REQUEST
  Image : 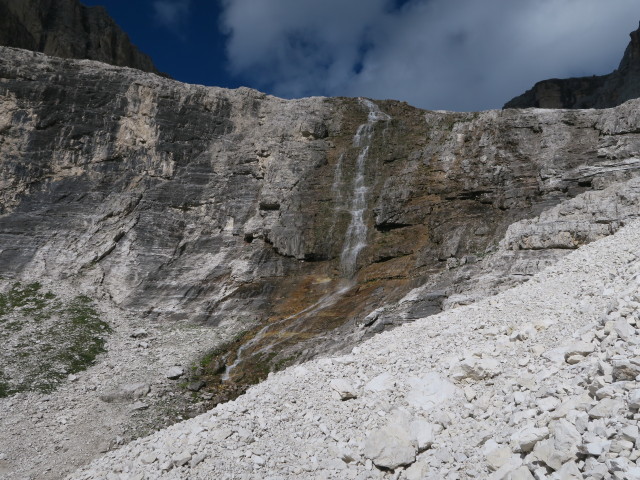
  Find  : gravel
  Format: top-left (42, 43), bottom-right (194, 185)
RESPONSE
top-left (68, 220), bottom-right (640, 479)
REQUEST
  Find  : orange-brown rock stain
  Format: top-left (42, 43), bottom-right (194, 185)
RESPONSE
top-left (194, 100), bottom-right (505, 404)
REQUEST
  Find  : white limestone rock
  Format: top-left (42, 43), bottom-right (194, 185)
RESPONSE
top-left (621, 425), bottom-right (639, 443)
top-left (614, 318), bottom-right (637, 342)
top-left (129, 401), bottom-right (148, 411)
top-left (409, 418), bottom-right (439, 451)
top-left (578, 440), bottom-right (611, 456)
top-left (166, 366), bottom-right (184, 380)
top-left (486, 446), bottom-right (512, 471)
top-left (507, 466), bottom-right (535, 480)
top-left (209, 428), bottom-right (233, 443)
top-left (629, 389), bottom-right (640, 409)
top-left (555, 460), bottom-right (582, 479)
top-left (537, 396), bottom-right (561, 412)
top-left (451, 357), bottom-right (501, 381)
top-left (139, 453), bottom-right (157, 465)
top-left (510, 425), bottom-right (550, 453)
top-left (330, 379), bottom-right (357, 400)
top-left (526, 420), bottom-right (580, 470)
top-left (98, 383), bottom-right (150, 403)
top-left (364, 372), bottom-right (395, 392)
top-left (588, 398), bottom-right (624, 419)
top-left (487, 454), bottom-right (523, 480)
top-left (172, 451), bottom-right (192, 467)
top-left (404, 460), bottom-right (430, 480)
top-left (563, 342), bottom-right (595, 362)
top-left (566, 409), bottom-right (589, 432)
top-left (363, 424), bottom-right (417, 469)
top-left (405, 373), bottom-right (458, 410)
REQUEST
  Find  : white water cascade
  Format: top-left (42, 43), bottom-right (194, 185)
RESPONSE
top-left (340, 98), bottom-right (390, 276)
top-left (221, 99), bottom-right (390, 381)
top-left (220, 283), bottom-right (352, 381)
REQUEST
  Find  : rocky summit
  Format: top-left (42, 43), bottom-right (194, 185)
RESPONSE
top-left (0, 0), bottom-right (162, 74)
top-left (1, 11), bottom-right (640, 480)
top-left (505, 22), bottom-right (640, 109)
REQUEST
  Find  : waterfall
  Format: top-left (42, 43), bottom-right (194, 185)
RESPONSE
top-left (220, 283), bottom-right (352, 381)
top-left (340, 99), bottom-right (391, 277)
top-left (221, 99), bottom-right (390, 381)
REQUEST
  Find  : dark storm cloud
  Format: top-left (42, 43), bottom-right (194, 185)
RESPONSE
top-left (220, 0), bottom-right (639, 111)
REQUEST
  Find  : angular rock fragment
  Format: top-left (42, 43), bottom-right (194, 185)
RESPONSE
top-left (612, 356), bottom-right (640, 381)
top-left (614, 318), bottom-right (637, 342)
top-left (621, 425), bottom-right (639, 443)
top-left (363, 424), bottom-right (417, 469)
top-left (98, 383), bottom-right (150, 403)
top-left (506, 466), bottom-right (535, 480)
top-left (451, 357), bottom-right (501, 381)
top-left (166, 366), bottom-right (184, 380)
top-left (526, 420), bottom-right (580, 470)
top-left (555, 460), bottom-right (582, 479)
top-left (578, 440), bottom-right (611, 456)
top-left (510, 425), bottom-right (550, 453)
top-left (486, 446), bottom-right (512, 471)
top-left (563, 342), bottom-right (595, 363)
top-left (405, 373), bottom-right (458, 410)
top-left (588, 398), bottom-right (624, 419)
top-left (129, 401), bottom-right (148, 411)
top-left (537, 396), bottom-right (560, 412)
top-left (409, 418), bottom-right (439, 451)
top-left (172, 451), bottom-right (192, 467)
top-left (364, 372), bottom-right (395, 392)
top-left (329, 379), bottom-right (357, 400)
top-left (187, 381), bottom-right (205, 392)
top-left (140, 453), bottom-right (157, 465)
top-left (629, 389), bottom-right (640, 409)
top-left (130, 329), bottom-right (148, 339)
top-left (191, 454), bottom-right (207, 467)
top-left (487, 454), bottom-right (523, 480)
top-left (404, 461), bottom-right (429, 480)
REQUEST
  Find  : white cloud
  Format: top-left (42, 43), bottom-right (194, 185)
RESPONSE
top-left (154, 0), bottom-right (191, 38)
top-left (220, 0), bottom-right (389, 96)
top-left (220, 0), bottom-right (640, 110)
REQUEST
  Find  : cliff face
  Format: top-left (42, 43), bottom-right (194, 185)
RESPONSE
top-left (0, 0), bottom-right (162, 75)
top-left (2, 46), bottom-right (640, 389)
top-left (505, 22), bottom-right (640, 109)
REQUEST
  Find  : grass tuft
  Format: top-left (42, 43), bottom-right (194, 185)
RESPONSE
top-left (0, 282), bottom-right (110, 397)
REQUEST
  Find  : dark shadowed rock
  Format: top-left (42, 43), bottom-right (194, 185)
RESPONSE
top-left (0, 0), bottom-right (163, 75)
top-left (505, 22), bottom-right (640, 109)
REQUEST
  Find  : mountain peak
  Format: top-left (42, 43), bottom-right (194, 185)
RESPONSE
top-left (0, 0), bottom-right (165, 75)
top-left (504, 22), bottom-right (640, 109)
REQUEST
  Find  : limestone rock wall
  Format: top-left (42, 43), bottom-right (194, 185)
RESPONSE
top-left (2, 46), bottom-right (640, 381)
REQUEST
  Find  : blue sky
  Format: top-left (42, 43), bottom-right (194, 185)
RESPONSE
top-left (82, 1), bottom-right (231, 89)
top-left (82, 0), bottom-right (640, 111)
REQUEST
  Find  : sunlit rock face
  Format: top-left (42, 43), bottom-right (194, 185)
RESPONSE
top-left (505, 22), bottom-right (640, 109)
top-left (0, 0), bottom-right (162, 75)
top-left (2, 46), bottom-right (640, 384)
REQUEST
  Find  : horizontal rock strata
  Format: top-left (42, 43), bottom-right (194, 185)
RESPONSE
top-left (2, 45), bottom-right (640, 385)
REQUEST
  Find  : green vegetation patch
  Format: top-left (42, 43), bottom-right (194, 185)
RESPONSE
top-left (0, 282), bottom-right (110, 397)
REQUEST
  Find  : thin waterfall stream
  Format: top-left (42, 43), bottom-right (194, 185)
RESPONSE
top-left (221, 99), bottom-right (391, 382)
top-left (340, 99), bottom-right (390, 276)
